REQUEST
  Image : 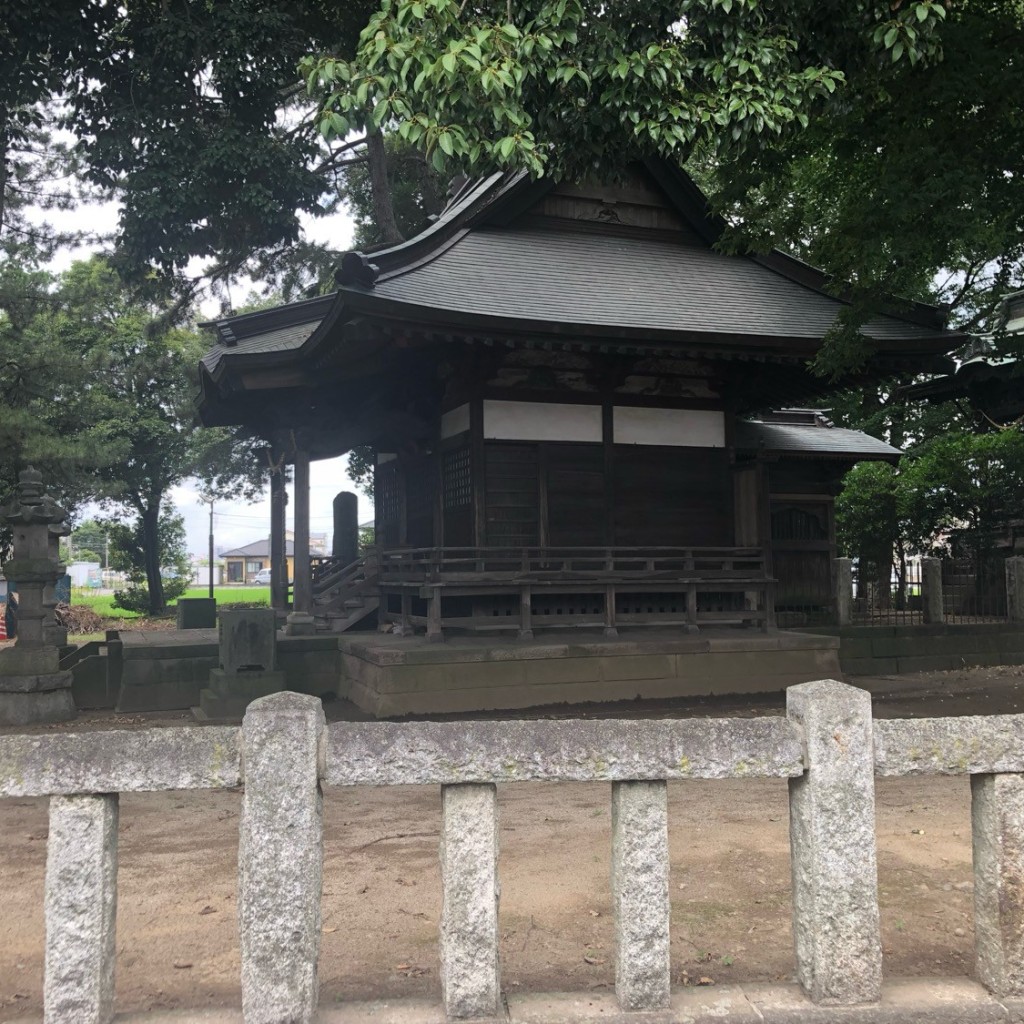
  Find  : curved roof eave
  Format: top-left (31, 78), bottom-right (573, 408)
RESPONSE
top-left (336, 286), bottom-right (958, 356)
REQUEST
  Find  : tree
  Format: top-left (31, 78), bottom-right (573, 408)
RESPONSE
top-left (306, 0), bottom-right (1023, 373)
top-left (1, 0), bottom-right (406, 299)
top-left (0, 250), bottom-right (116, 559)
top-left (106, 509), bottom-right (193, 614)
top-left (708, 0), bottom-right (1024, 374)
top-left (22, 257), bottom-right (266, 614)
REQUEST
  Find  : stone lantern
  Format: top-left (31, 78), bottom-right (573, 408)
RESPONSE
top-left (0, 467), bottom-right (75, 726)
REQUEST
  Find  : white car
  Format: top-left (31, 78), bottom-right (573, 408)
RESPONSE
top-left (252, 568), bottom-right (272, 585)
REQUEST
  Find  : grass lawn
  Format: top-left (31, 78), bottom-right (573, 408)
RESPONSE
top-left (71, 585), bottom-right (269, 620)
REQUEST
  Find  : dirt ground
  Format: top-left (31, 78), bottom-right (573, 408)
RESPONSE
top-left (3, 663), bottom-right (1024, 1019)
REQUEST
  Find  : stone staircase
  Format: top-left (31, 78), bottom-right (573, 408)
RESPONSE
top-left (311, 553), bottom-right (380, 633)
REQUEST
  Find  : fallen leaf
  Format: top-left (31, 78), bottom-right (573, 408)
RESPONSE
top-left (173, 962), bottom-right (192, 970)
top-left (199, 906), bottom-right (216, 915)
top-left (698, 976), bottom-right (714, 986)
top-left (588, 910), bottom-right (601, 917)
top-left (323, 926), bottom-right (338, 933)
top-left (583, 955), bottom-right (605, 965)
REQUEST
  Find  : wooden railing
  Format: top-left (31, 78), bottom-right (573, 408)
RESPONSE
top-left (374, 546), bottom-right (775, 640)
top-left (378, 545), bottom-right (767, 581)
top-left (311, 552), bottom-right (377, 594)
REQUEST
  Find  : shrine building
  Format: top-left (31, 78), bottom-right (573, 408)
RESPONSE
top-left (196, 160), bottom-right (961, 713)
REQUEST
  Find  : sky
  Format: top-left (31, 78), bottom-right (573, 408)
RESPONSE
top-left (45, 193), bottom-right (374, 558)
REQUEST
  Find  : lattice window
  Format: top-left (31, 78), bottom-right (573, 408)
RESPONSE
top-left (771, 504), bottom-right (828, 542)
top-left (377, 464), bottom-right (399, 525)
top-left (443, 448), bottom-right (472, 510)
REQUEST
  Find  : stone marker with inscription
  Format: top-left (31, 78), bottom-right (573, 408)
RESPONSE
top-left (192, 608), bottom-right (286, 721)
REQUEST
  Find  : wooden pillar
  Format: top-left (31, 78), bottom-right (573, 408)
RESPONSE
top-left (427, 586), bottom-right (444, 643)
top-left (470, 397), bottom-right (486, 547)
top-left (603, 401), bottom-right (615, 546)
top-left (604, 583), bottom-right (618, 638)
top-left (519, 585), bottom-right (533, 640)
top-left (270, 457), bottom-right (287, 612)
top-left (286, 447), bottom-right (315, 635)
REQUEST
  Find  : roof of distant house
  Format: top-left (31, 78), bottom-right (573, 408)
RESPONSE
top-left (221, 539), bottom-right (295, 558)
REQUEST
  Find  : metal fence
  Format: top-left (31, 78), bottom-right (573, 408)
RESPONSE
top-left (942, 552), bottom-right (1010, 624)
top-left (851, 557), bottom-right (924, 625)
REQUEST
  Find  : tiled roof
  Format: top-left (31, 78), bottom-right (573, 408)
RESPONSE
top-left (370, 228), bottom-right (939, 342)
top-left (736, 421), bottom-right (902, 460)
top-left (201, 319), bottom-right (323, 373)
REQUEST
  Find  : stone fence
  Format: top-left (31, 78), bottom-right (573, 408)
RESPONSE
top-left (4, 680), bottom-right (1024, 1023)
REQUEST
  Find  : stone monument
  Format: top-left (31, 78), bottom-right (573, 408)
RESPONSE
top-left (193, 608), bottom-right (286, 721)
top-left (0, 468), bottom-right (75, 726)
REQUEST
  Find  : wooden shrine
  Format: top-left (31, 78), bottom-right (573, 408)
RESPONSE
top-left (198, 160), bottom-right (962, 642)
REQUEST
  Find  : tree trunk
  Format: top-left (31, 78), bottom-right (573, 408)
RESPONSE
top-left (0, 113), bottom-right (9, 235)
top-left (140, 505), bottom-right (166, 615)
top-left (366, 128), bottom-right (404, 246)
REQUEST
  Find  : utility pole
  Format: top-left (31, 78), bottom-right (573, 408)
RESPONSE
top-left (200, 494), bottom-right (215, 599)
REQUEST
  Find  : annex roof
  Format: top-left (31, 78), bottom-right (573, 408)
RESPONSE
top-left (736, 421), bottom-right (902, 462)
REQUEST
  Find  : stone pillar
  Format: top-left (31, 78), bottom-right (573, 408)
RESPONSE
top-left (972, 773), bottom-right (1024, 995)
top-left (787, 679), bottom-right (881, 1004)
top-left (269, 460), bottom-right (287, 613)
top-left (922, 556), bottom-right (944, 624)
top-left (0, 467), bottom-right (75, 726)
top-left (287, 448), bottom-right (315, 635)
top-left (239, 693), bottom-right (325, 1024)
top-left (1006, 557), bottom-right (1024, 623)
top-left (332, 491), bottom-right (359, 565)
top-left (44, 793), bottom-right (119, 1024)
top-left (833, 557), bottom-right (853, 627)
top-left (440, 783), bottom-right (501, 1020)
top-left (612, 780), bottom-right (670, 1011)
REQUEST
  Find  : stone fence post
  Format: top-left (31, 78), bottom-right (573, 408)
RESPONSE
top-left (921, 556), bottom-right (944, 624)
top-left (613, 780), bottom-right (670, 1010)
top-left (833, 557), bottom-right (853, 626)
top-left (239, 692), bottom-right (325, 1024)
top-left (441, 783), bottom-right (501, 1020)
top-left (1006, 557), bottom-right (1024, 623)
top-left (44, 793), bottom-right (119, 1024)
top-left (787, 679), bottom-right (882, 1004)
top-left (972, 773), bottom-right (1024, 996)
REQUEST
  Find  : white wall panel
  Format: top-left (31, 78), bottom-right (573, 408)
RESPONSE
top-left (483, 400), bottom-right (602, 443)
top-left (614, 407), bottom-right (725, 448)
top-left (440, 403), bottom-right (471, 439)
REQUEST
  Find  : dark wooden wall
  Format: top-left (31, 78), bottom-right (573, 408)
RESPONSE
top-left (479, 440), bottom-right (731, 548)
top-left (377, 439), bottom-right (737, 550)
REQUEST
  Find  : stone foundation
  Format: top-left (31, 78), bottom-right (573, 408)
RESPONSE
top-left (339, 630), bottom-right (841, 718)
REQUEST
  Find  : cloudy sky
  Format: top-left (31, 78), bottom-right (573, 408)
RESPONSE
top-left (45, 192), bottom-right (374, 558)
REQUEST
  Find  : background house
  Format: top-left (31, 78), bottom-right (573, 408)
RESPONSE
top-left (222, 532), bottom-right (327, 584)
